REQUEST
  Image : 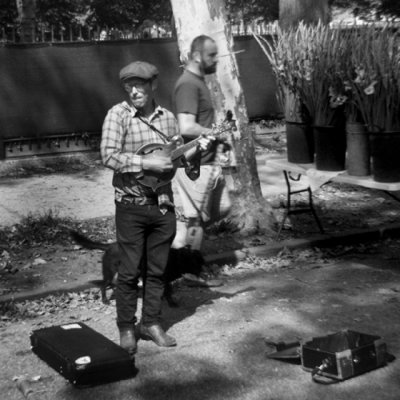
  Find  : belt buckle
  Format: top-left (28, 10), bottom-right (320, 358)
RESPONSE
top-left (135, 197), bottom-right (148, 205)
top-left (120, 196), bottom-right (134, 205)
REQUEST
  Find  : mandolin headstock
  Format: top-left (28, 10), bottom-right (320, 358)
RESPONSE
top-left (211, 110), bottom-right (237, 138)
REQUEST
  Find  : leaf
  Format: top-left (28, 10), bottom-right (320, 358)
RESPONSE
top-left (1, 250), bottom-right (10, 259)
top-left (32, 258), bottom-right (47, 265)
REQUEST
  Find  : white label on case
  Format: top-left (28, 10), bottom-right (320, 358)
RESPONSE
top-left (75, 356), bottom-right (91, 365)
top-left (61, 324), bottom-right (82, 330)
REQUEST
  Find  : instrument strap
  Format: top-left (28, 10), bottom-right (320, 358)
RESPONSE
top-left (137, 114), bottom-right (170, 143)
top-left (138, 112), bottom-right (191, 171)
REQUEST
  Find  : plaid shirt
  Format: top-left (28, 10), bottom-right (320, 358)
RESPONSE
top-left (101, 101), bottom-right (179, 208)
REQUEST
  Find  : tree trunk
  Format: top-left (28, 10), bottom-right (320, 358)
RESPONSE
top-left (170, 0), bottom-right (276, 235)
top-left (279, 0), bottom-right (330, 30)
top-left (16, 0), bottom-right (36, 42)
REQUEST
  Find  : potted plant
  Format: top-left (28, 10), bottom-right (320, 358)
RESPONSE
top-left (294, 23), bottom-right (347, 171)
top-left (333, 28), bottom-right (370, 176)
top-left (253, 28), bottom-right (314, 164)
top-left (350, 24), bottom-right (400, 182)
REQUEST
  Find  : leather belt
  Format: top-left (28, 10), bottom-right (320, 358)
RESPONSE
top-left (118, 196), bottom-right (158, 206)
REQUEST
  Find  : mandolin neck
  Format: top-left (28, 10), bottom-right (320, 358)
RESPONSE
top-left (171, 126), bottom-right (231, 161)
top-left (171, 137), bottom-right (202, 161)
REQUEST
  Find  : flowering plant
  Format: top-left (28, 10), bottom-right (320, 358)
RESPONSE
top-left (294, 23), bottom-right (346, 127)
top-left (328, 28), bottom-right (363, 124)
top-left (253, 28), bottom-right (309, 123)
top-left (255, 23), bottom-right (348, 127)
top-left (349, 25), bottom-right (400, 132)
top-left (255, 22), bottom-right (400, 131)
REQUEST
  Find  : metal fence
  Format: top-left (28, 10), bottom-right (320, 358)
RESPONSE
top-left (0, 20), bottom-right (278, 44)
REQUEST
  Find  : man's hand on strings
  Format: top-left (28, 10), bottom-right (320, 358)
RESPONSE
top-left (142, 155), bottom-right (173, 173)
top-left (198, 131), bottom-right (215, 151)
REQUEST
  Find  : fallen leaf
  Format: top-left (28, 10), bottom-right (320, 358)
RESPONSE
top-left (32, 258), bottom-right (47, 265)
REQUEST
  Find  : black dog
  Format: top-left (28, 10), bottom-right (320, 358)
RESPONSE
top-left (70, 231), bottom-right (205, 306)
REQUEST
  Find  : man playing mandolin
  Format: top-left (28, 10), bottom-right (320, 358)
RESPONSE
top-left (101, 61), bottom-right (212, 357)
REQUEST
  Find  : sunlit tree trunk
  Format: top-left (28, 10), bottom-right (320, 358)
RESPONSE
top-left (170, 0), bottom-right (276, 235)
top-left (16, 0), bottom-right (36, 42)
top-left (279, 0), bottom-right (330, 29)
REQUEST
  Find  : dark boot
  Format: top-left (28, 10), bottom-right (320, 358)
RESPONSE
top-left (119, 328), bottom-right (137, 358)
top-left (140, 324), bottom-right (177, 347)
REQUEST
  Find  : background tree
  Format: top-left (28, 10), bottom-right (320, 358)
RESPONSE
top-left (4, 0), bottom-right (400, 34)
top-left (36, 0), bottom-right (84, 28)
top-left (226, 0), bottom-right (279, 24)
top-left (84, 0), bottom-right (173, 31)
top-left (6, 0), bottom-right (175, 38)
top-left (279, 0), bottom-right (330, 29)
top-left (16, 0), bottom-right (36, 42)
top-left (0, 0), bottom-right (18, 27)
top-left (330, 0), bottom-right (400, 19)
top-left (170, 0), bottom-right (276, 235)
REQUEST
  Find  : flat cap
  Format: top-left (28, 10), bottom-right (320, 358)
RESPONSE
top-left (119, 61), bottom-right (159, 81)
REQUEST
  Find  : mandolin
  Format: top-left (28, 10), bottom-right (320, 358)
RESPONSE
top-left (135, 117), bottom-right (235, 191)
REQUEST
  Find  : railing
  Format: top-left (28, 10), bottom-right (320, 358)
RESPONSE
top-left (0, 24), bottom-right (174, 44)
top-left (0, 20), bottom-right (278, 44)
top-left (0, 132), bottom-right (101, 160)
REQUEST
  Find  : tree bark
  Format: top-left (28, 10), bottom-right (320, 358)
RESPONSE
top-left (16, 0), bottom-right (36, 42)
top-left (279, 0), bottom-right (330, 30)
top-left (170, 0), bottom-right (276, 235)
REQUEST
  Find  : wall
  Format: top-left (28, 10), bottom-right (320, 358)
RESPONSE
top-left (0, 36), bottom-right (280, 141)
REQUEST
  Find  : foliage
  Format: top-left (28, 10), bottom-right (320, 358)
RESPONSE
top-left (85, 0), bottom-right (173, 29)
top-left (0, 210), bottom-right (73, 247)
top-left (327, 27), bottom-right (362, 123)
top-left (3, 0), bottom-right (400, 30)
top-left (36, 0), bottom-right (86, 28)
top-left (254, 23), bottom-right (346, 126)
top-left (1, 0), bottom-right (173, 31)
top-left (349, 25), bottom-right (400, 131)
top-left (2, 0), bottom-right (278, 32)
top-left (295, 23), bottom-right (347, 126)
top-left (213, 0), bottom-right (400, 26)
top-left (258, 18), bottom-right (400, 131)
top-left (330, 0), bottom-right (400, 19)
top-left (226, 0), bottom-right (279, 24)
top-left (0, 0), bottom-right (17, 26)
top-left (253, 30), bottom-right (308, 123)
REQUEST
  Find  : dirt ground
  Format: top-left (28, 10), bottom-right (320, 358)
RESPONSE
top-left (1, 135), bottom-right (400, 399)
top-left (2, 167), bottom-right (400, 301)
top-left (0, 241), bottom-right (400, 400)
top-left (2, 129), bottom-right (400, 300)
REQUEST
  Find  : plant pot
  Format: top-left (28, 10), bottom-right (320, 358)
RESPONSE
top-left (346, 122), bottom-right (370, 176)
top-left (286, 121), bottom-right (314, 163)
top-left (313, 125), bottom-right (346, 171)
top-left (370, 131), bottom-right (400, 183)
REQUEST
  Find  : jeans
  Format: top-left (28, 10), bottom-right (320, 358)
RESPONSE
top-left (115, 202), bottom-right (176, 329)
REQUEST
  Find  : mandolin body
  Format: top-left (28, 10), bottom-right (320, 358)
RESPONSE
top-left (135, 140), bottom-right (182, 192)
top-left (135, 115), bottom-right (234, 192)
